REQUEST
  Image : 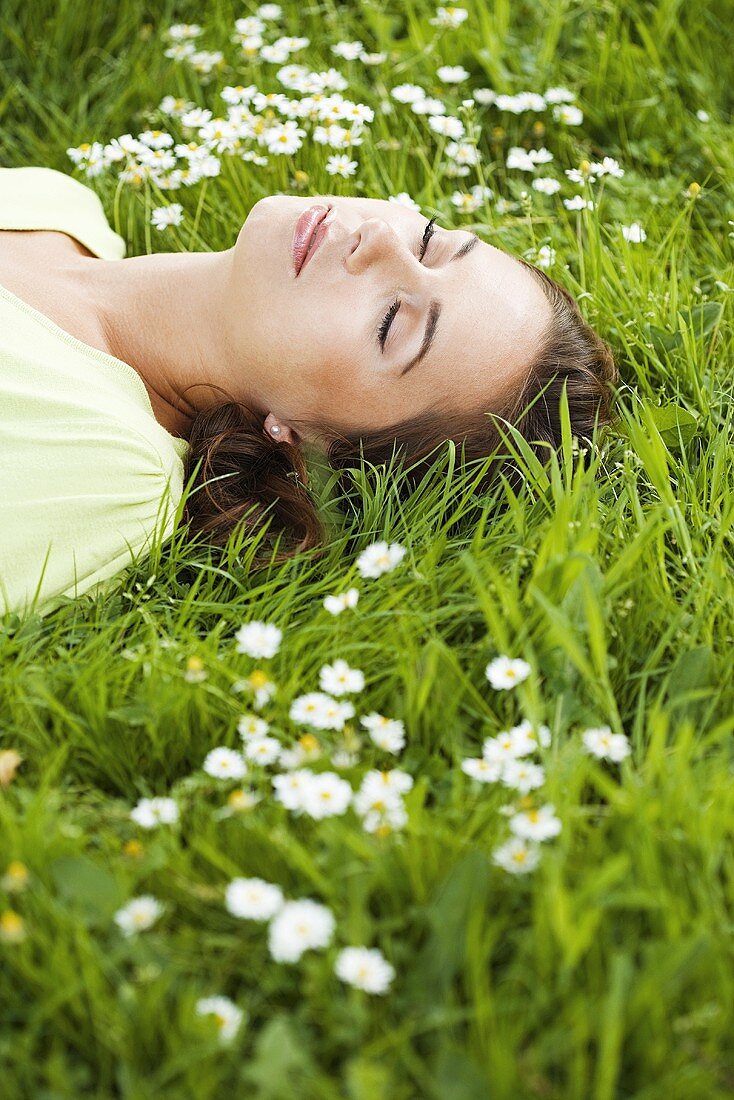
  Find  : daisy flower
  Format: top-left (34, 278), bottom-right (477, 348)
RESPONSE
top-left (429, 6), bottom-right (469, 28)
top-left (151, 204), bottom-right (183, 230)
top-left (485, 656), bottom-right (531, 689)
top-left (225, 877), bottom-right (284, 920)
top-left (237, 714), bottom-right (271, 740)
top-left (301, 772), bottom-right (353, 819)
top-left (360, 713), bottom-right (406, 753)
top-left (113, 896), bottom-right (164, 936)
top-left (195, 996), bottom-right (244, 1044)
top-left (581, 726), bottom-right (631, 762)
top-left (355, 541), bottom-right (406, 578)
top-left (532, 177), bottom-right (561, 195)
top-left (273, 769), bottom-right (314, 811)
top-left (621, 222), bottom-right (647, 243)
top-left (289, 692), bottom-right (355, 731)
top-left (500, 759), bottom-right (546, 794)
top-left (268, 899), bottom-right (335, 962)
top-left (436, 65), bottom-right (469, 83)
top-left (325, 154), bottom-right (358, 177)
top-left (492, 836), bottom-right (541, 874)
top-left (335, 946), bottom-right (396, 993)
top-left (319, 659), bottom-right (365, 696)
top-left (461, 757), bottom-right (503, 782)
top-left (553, 104), bottom-right (584, 125)
top-left (323, 587), bottom-right (360, 614)
top-left (202, 747), bottom-right (248, 780)
top-left (509, 803), bottom-right (562, 841)
top-left (130, 796), bottom-right (179, 829)
top-left (242, 735), bottom-right (282, 766)
top-left (234, 621), bottom-right (282, 658)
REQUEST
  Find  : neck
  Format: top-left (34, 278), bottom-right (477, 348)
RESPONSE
top-left (71, 248), bottom-right (242, 438)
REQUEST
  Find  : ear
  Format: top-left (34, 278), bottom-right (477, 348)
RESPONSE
top-left (262, 411), bottom-right (301, 446)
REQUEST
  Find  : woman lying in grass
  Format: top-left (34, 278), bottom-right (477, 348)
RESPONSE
top-left (0, 170), bottom-right (617, 617)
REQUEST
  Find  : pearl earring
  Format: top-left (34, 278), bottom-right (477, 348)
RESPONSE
top-left (270, 425), bottom-right (281, 435)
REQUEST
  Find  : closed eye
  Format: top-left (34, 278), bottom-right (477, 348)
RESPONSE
top-left (377, 217), bottom-right (438, 351)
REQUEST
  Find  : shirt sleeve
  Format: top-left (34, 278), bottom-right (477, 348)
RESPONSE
top-left (0, 422), bottom-right (185, 619)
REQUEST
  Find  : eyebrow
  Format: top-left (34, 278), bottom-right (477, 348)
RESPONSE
top-left (399, 233), bottom-right (480, 376)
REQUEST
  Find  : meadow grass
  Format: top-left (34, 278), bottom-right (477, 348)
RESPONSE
top-left (1, 0), bottom-right (733, 1096)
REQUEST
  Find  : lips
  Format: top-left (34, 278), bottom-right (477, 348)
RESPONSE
top-left (293, 204), bottom-right (332, 276)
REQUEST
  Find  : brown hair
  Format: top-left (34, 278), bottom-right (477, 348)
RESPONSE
top-left (180, 260), bottom-right (617, 562)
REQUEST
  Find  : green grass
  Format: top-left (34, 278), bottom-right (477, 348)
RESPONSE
top-left (1, 0), bottom-right (733, 1096)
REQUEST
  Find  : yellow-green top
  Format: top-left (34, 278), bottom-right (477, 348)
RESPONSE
top-left (0, 166), bottom-right (190, 619)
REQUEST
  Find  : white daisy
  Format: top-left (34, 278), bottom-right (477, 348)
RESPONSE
top-left (391, 83), bottom-right (426, 104)
top-left (319, 659), bottom-right (365, 696)
top-left (268, 899), bottom-right (335, 962)
top-left (532, 177), bottom-right (561, 195)
top-left (563, 195), bottom-right (594, 211)
top-left (325, 154), bottom-right (358, 177)
top-left (195, 996), bottom-right (244, 1044)
top-left (360, 713), bottom-right (406, 753)
top-left (429, 6), bottom-right (469, 28)
top-left (225, 877), bottom-right (284, 920)
top-left (272, 769), bottom-right (314, 811)
top-left (511, 718), bottom-right (551, 749)
top-left (506, 147), bottom-right (536, 172)
top-left (130, 796), bottom-right (179, 829)
top-left (535, 245), bottom-right (556, 268)
top-left (500, 759), bottom-right (546, 794)
top-left (289, 692), bottom-right (355, 731)
top-left (335, 946), bottom-right (396, 993)
top-left (150, 204), bottom-right (183, 230)
top-left (509, 803), bottom-right (562, 842)
top-left (544, 86), bottom-right (576, 103)
top-left (581, 726), bottom-right (631, 762)
top-left (234, 620), bottom-right (283, 659)
top-left (436, 65), bottom-right (469, 83)
top-left (485, 656), bottom-right (531, 689)
top-left (323, 589), bottom-right (356, 616)
top-left (427, 114), bottom-right (465, 139)
top-left (301, 772), bottom-right (353, 819)
top-left (492, 836), bottom-right (541, 874)
top-left (553, 104), bottom-right (584, 125)
top-left (113, 896), bottom-right (164, 936)
top-left (461, 757), bottom-right (502, 782)
top-left (242, 735), bottom-right (282, 766)
top-left (388, 193), bottom-right (421, 211)
top-left (621, 222), bottom-right (647, 243)
top-left (355, 540), bottom-right (406, 578)
top-left (237, 714), bottom-right (271, 740)
top-left (202, 747), bottom-right (248, 780)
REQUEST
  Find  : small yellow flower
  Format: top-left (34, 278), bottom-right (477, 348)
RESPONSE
top-left (227, 788), bottom-right (258, 812)
top-left (123, 839), bottom-right (144, 859)
top-left (1, 861), bottom-right (29, 893)
top-left (579, 159), bottom-right (592, 175)
top-left (0, 909), bottom-right (26, 943)
top-left (686, 182), bottom-right (701, 198)
top-left (532, 121), bottom-right (545, 137)
top-left (185, 656), bottom-right (208, 683)
top-left (248, 670), bottom-right (270, 690)
top-left (0, 749), bottom-right (22, 786)
top-left (298, 734), bottom-right (320, 756)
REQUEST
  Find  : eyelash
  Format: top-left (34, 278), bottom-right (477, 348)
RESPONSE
top-left (377, 216), bottom-right (438, 350)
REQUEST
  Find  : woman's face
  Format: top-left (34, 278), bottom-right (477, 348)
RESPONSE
top-left (230, 195), bottom-right (552, 445)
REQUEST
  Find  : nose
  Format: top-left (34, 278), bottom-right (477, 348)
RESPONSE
top-left (345, 217), bottom-right (417, 279)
